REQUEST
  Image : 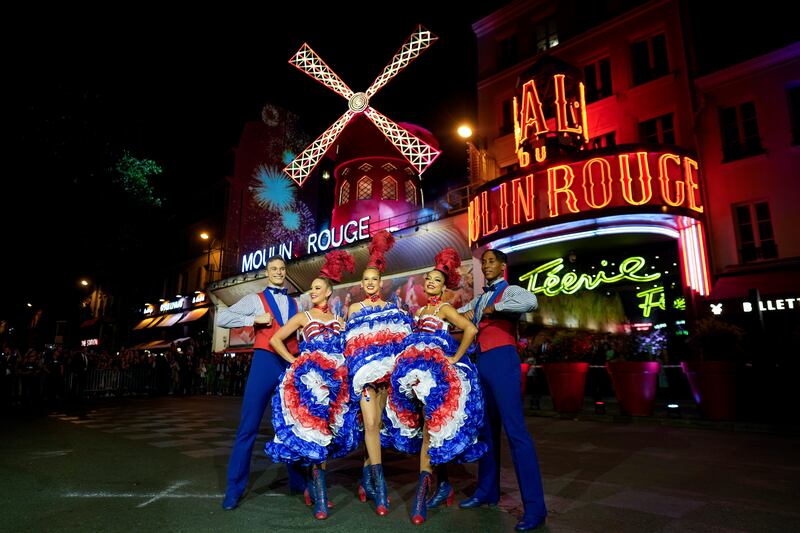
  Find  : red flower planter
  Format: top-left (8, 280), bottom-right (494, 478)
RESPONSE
top-left (681, 361), bottom-right (737, 420)
top-left (606, 361), bottom-right (660, 416)
top-left (543, 362), bottom-right (589, 413)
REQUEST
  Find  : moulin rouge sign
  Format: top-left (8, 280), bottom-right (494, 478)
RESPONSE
top-left (469, 72), bottom-right (704, 246)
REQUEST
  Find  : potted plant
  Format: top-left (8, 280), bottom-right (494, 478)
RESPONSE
top-left (542, 330), bottom-right (593, 413)
top-left (606, 331), bottom-right (664, 416)
top-left (682, 318), bottom-right (744, 420)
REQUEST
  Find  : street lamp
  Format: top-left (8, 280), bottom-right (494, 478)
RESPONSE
top-left (200, 231), bottom-right (220, 283)
top-left (80, 279), bottom-right (89, 287)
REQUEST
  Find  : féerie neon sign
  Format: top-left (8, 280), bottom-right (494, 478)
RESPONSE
top-left (519, 256), bottom-right (661, 296)
top-left (468, 149), bottom-right (704, 246)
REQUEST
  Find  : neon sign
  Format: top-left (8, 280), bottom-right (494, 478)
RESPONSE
top-left (468, 150), bottom-right (704, 246)
top-left (192, 293), bottom-right (206, 304)
top-left (519, 256), bottom-right (662, 296)
top-left (81, 338), bottom-right (99, 347)
top-left (514, 74), bottom-right (589, 165)
top-left (637, 286), bottom-right (666, 318)
top-left (743, 297), bottom-right (799, 312)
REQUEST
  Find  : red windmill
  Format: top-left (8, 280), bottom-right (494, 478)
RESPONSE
top-left (283, 25), bottom-right (441, 187)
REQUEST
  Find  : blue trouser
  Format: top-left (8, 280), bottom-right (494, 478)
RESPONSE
top-left (226, 349), bottom-right (306, 497)
top-left (475, 345), bottom-right (547, 520)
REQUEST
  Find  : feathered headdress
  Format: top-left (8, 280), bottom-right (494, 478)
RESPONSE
top-left (366, 230), bottom-right (395, 273)
top-left (433, 248), bottom-right (462, 290)
top-left (319, 250), bottom-right (355, 283)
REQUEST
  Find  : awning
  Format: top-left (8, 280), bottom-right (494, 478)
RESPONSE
top-left (156, 313), bottom-right (185, 328)
top-left (710, 267), bottom-right (800, 300)
top-left (80, 318), bottom-right (99, 328)
top-left (132, 317), bottom-right (158, 330)
top-left (179, 307), bottom-right (209, 323)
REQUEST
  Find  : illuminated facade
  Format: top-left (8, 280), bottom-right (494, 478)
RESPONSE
top-left (695, 43), bottom-right (800, 326)
top-left (469, 0), bottom-right (709, 335)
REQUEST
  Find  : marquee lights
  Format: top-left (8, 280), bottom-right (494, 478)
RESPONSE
top-left (468, 150), bottom-right (704, 246)
top-left (519, 256), bottom-right (662, 296)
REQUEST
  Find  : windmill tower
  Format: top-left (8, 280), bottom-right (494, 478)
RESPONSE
top-left (284, 26), bottom-right (441, 230)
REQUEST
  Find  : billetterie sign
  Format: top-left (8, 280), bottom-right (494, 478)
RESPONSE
top-left (241, 216), bottom-right (370, 273)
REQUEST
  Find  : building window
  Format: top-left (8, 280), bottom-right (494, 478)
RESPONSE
top-left (381, 176), bottom-right (398, 200)
top-left (497, 34), bottom-right (518, 70)
top-left (357, 176), bottom-right (372, 200)
top-left (584, 58), bottom-right (612, 103)
top-left (734, 201), bottom-right (777, 263)
top-left (535, 18), bottom-right (558, 53)
top-left (500, 98), bottom-right (514, 136)
top-left (339, 180), bottom-right (351, 205)
top-left (720, 101), bottom-right (763, 161)
top-left (590, 132), bottom-right (616, 150)
top-left (787, 86), bottom-right (800, 145)
top-left (639, 114), bottom-right (675, 144)
top-left (631, 33), bottom-right (669, 86)
top-left (405, 181), bottom-right (416, 204)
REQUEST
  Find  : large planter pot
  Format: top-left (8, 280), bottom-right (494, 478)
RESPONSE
top-left (543, 362), bottom-right (589, 413)
top-left (681, 361), bottom-right (737, 420)
top-left (606, 361), bottom-right (660, 416)
top-left (520, 363), bottom-right (530, 396)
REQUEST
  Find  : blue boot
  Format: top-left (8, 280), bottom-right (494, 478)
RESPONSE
top-left (358, 465), bottom-right (376, 502)
top-left (411, 471), bottom-right (433, 525)
top-left (310, 465), bottom-right (329, 520)
top-left (427, 466), bottom-right (453, 508)
top-left (370, 463), bottom-right (389, 516)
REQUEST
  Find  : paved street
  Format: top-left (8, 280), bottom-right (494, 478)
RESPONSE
top-left (1, 396), bottom-right (798, 532)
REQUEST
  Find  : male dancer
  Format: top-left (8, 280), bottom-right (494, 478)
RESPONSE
top-left (458, 249), bottom-right (546, 531)
top-left (216, 255), bottom-right (306, 510)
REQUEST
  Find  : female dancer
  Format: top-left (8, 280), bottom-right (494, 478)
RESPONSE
top-left (383, 248), bottom-right (486, 524)
top-left (265, 250), bottom-right (357, 520)
top-left (344, 230), bottom-right (412, 516)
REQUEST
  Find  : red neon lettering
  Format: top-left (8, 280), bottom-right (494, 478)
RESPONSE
top-left (554, 74), bottom-right (582, 135)
top-left (518, 80), bottom-right (548, 143)
top-left (619, 152), bottom-right (653, 206)
top-left (481, 190), bottom-right (498, 236)
top-left (499, 182), bottom-right (510, 230)
top-left (468, 196), bottom-right (481, 245)
top-left (683, 157), bottom-right (704, 213)
top-left (547, 165), bottom-right (579, 217)
top-left (657, 153), bottom-right (685, 207)
top-left (581, 157), bottom-right (612, 209)
top-left (511, 174), bottom-right (535, 225)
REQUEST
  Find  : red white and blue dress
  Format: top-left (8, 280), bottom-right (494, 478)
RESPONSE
top-left (343, 302), bottom-right (413, 399)
top-left (383, 305), bottom-right (487, 464)
top-left (265, 313), bottom-right (358, 465)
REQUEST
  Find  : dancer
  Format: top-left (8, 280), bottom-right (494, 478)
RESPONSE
top-left (383, 248), bottom-right (485, 524)
top-left (216, 255), bottom-right (306, 510)
top-left (344, 230), bottom-right (412, 516)
top-left (265, 250), bottom-right (357, 520)
top-left (458, 249), bottom-right (547, 532)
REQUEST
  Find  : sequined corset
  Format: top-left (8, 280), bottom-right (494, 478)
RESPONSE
top-left (302, 313), bottom-right (343, 342)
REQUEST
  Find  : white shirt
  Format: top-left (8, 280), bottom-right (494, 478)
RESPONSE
top-left (458, 278), bottom-right (538, 323)
top-left (216, 285), bottom-right (303, 328)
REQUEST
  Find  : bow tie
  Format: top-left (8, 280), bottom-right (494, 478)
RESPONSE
top-left (268, 287), bottom-right (287, 296)
top-left (483, 285), bottom-right (497, 292)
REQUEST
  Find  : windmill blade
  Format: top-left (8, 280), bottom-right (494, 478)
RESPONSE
top-left (363, 107), bottom-right (441, 175)
top-left (365, 25), bottom-right (437, 98)
top-left (289, 43), bottom-right (354, 101)
top-left (284, 110), bottom-right (356, 186)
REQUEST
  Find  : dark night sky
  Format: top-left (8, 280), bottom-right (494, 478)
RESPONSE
top-left (3, 4), bottom-right (509, 324)
top-left (4, 2), bottom-right (797, 328)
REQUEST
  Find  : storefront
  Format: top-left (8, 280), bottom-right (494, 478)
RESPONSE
top-left (466, 68), bottom-right (711, 359)
top-left (128, 291), bottom-right (211, 352)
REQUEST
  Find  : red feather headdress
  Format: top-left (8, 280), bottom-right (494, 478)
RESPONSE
top-left (366, 230), bottom-right (396, 273)
top-left (319, 250), bottom-right (355, 283)
top-left (433, 248), bottom-right (462, 290)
